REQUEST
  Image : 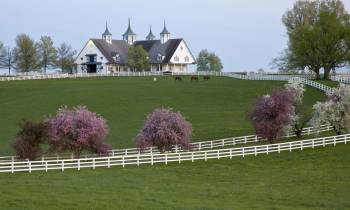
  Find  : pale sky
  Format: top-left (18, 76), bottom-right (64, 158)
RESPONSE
top-left (1, 0), bottom-right (350, 72)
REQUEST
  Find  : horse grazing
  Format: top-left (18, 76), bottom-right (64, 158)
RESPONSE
top-left (175, 76), bottom-right (182, 81)
top-left (191, 76), bottom-right (199, 81)
top-left (203, 76), bottom-right (210, 80)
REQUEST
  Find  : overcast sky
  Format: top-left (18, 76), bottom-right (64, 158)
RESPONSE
top-left (1, 0), bottom-right (350, 72)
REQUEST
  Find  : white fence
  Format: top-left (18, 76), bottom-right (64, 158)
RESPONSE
top-left (0, 124), bottom-right (332, 163)
top-left (331, 75), bottom-right (350, 84)
top-left (0, 133), bottom-right (348, 173)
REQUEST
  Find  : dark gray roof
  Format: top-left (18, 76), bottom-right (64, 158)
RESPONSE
top-left (91, 39), bottom-right (129, 64)
top-left (134, 39), bottom-right (182, 64)
top-left (91, 38), bottom-right (187, 65)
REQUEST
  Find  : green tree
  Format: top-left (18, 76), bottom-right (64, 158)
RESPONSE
top-left (37, 36), bottom-right (57, 73)
top-left (127, 45), bottom-right (149, 71)
top-left (13, 34), bottom-right (39, 72)
top-left (0, 43), bottom-right (16, 75)
top-left (197, 49), bottom-right (210, 71)
top-left (197, 49), bottom-right (223, 71)
top-left (275, 0), bottom-right (350, 80)
top-left (56, 43), bottom-right (76, 73)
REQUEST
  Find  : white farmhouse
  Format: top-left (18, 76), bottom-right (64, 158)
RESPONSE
top-left (75, 20), bottom-right (196, 73)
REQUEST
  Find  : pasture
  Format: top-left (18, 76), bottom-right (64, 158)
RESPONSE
top-left (1, 75), bottom-right (347, 210)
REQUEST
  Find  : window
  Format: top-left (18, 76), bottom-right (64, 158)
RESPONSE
top-left (113, 53), bottom-right (120, 62)
top-left (100, 57), bottom-right (103, 60)
top-left (185, 56), bottom-right (189, 62)
top-left (180, 46), bottom-right (183, 51)
top-left (80, 57), bottom-right (83, 61)
top-left (157, 54), bottom-right (163, 61)
top-left (174, 56), bottom-right (179, 62)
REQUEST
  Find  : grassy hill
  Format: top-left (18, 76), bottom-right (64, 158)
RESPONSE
top-left (0, 76), bottom-right (326, 155)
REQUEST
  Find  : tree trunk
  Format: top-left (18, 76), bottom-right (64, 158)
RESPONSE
top-left (323, 68), bottom-right (331, 80)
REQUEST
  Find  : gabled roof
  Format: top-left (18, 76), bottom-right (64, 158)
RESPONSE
top-left (91, 39), bottom-right (129, 64)
top-left (87, 38), bottom-right (191, 65)
top-left (134, 39), bottom-right (182, 64)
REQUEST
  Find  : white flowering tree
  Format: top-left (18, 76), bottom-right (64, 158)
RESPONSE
top-left (310, 84), bottom-right (350, 134)
top-left (285, 79), bottom-right (307, 138)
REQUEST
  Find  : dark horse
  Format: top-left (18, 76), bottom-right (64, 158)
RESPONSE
top-left (191, 76), bottom-right (199, 81)
top-left (175, 76), bottom-right (182, 81)
top-left (204, 76), bottom-right (210, 80)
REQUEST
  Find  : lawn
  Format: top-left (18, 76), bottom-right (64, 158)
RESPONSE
top-left (0, 76), bottom-right (326, 155)
top-left (0, 144), bottom-right (349, 210)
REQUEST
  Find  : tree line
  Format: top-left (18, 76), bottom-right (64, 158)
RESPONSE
top-left (273, 0), bottom-right (350, 80)
top-left (0, 34), bottom-right (76, 74)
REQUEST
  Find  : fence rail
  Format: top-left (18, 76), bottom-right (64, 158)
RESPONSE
top-left (0, 124), bottom-right (332, 163)
top-left (331, 75), bottom-right (350, 84)
top-left (0, 133), bottom-right (347, 173)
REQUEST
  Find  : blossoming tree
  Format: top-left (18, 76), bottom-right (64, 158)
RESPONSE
top-left (48, 106), bottom-right (111, 157)
top-left (250, 89), bottom-right (295, 143)
top-left (135, 108), bottom-right (192, 153)
top-left (310, 84), bottom-right (350, 134)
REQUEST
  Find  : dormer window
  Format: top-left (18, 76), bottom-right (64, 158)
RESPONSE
top-left (157, 54), bottom-right (163, 61)
top-left (174, 56), bottom-right (179, 62)
top-left (113, 53), bottom-right (120, 62)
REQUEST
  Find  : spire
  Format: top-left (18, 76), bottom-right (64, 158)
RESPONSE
top-left (160, 20), bottom-right (170, 34)
top-left (102, 21), bottom-right (112, 44)
top-left (123, 17), bottom-right (136, 36)
top-left (146, 25), bottom-right (156, 40)
top-left (122, 18), bottom-right (137, 44)
top-left (160, 20), bottom-right (170, 44)
top-left (102, 21), bottom-right (112, 36)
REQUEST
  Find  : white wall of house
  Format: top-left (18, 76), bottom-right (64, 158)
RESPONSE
top-left (169, 40), bottom-right (196, 65)
top-left (75, 40), bottom-right (108, 74)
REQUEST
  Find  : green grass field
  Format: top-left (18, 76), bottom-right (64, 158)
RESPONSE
top-left (0, 145), bottom-right (349, 210)
top-left (0, 76), bottom-right (326, 155)
top-left (1, 76), bottom-right (347, 210)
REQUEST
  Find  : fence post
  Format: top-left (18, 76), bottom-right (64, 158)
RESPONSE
top-left (345, 135), bottom-right (347, 144)
top-left (255, 136), bottom-right (258, 142)
top-left (266, 145), bottom-right (269, 155)
top-left (204, 151), bottom-right (207, 161)
top-left (137, 155), bottom-right (139, 166)
top-left (254, 147), bottom-right (257, 156)
top-left (333, 136), bottom-right (336, 146)
top-left (122, 156), bottom-right (125, 168)
top-left (301, 141), bottom-right (303, 150)
top-left (11, 157), bottom-right (14, 173)
top-left (45, 161), bottom-right (48, 172)
top-left (178, 153), bottom-right (181, 163)
top-left (289, 143), bottom-right (292, 152)
top-left (222, 139), bottom-right (224, 147)
top-left (211, 141), bottom-right (213, 149)
top-left (242, 148), bottom-right (245, 157)
top-left (323, 138), bottom-right (326, 147)
top-left (151, 154), bottom-right (153, 165)
top-left (78, 159), bottom-right (80, 170)
top-left (165, 154), bottom-right (168, 165)
top-left (244, 136), bottom-right (247, 144)
top-left (61, 160), bottom-right (64, 172)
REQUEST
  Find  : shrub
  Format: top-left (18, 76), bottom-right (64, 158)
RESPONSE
top-left (250, 89), bottom-right (295, 143)
top-left (310, 84), bottom-right (350, 134)
top-left (48, 106), bottom-right (110, 157)
top-left (135, 108), bottom-right (192, 153)
top-left (12, 120), bottom-right (51, 160)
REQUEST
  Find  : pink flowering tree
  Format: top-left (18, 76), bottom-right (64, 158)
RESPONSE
top-left (250, 89), bottom-right (295, 143)
top-left (48, 106), bottom-right (111, 157)
top-left (135, 108), bottom-right (192, 153)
